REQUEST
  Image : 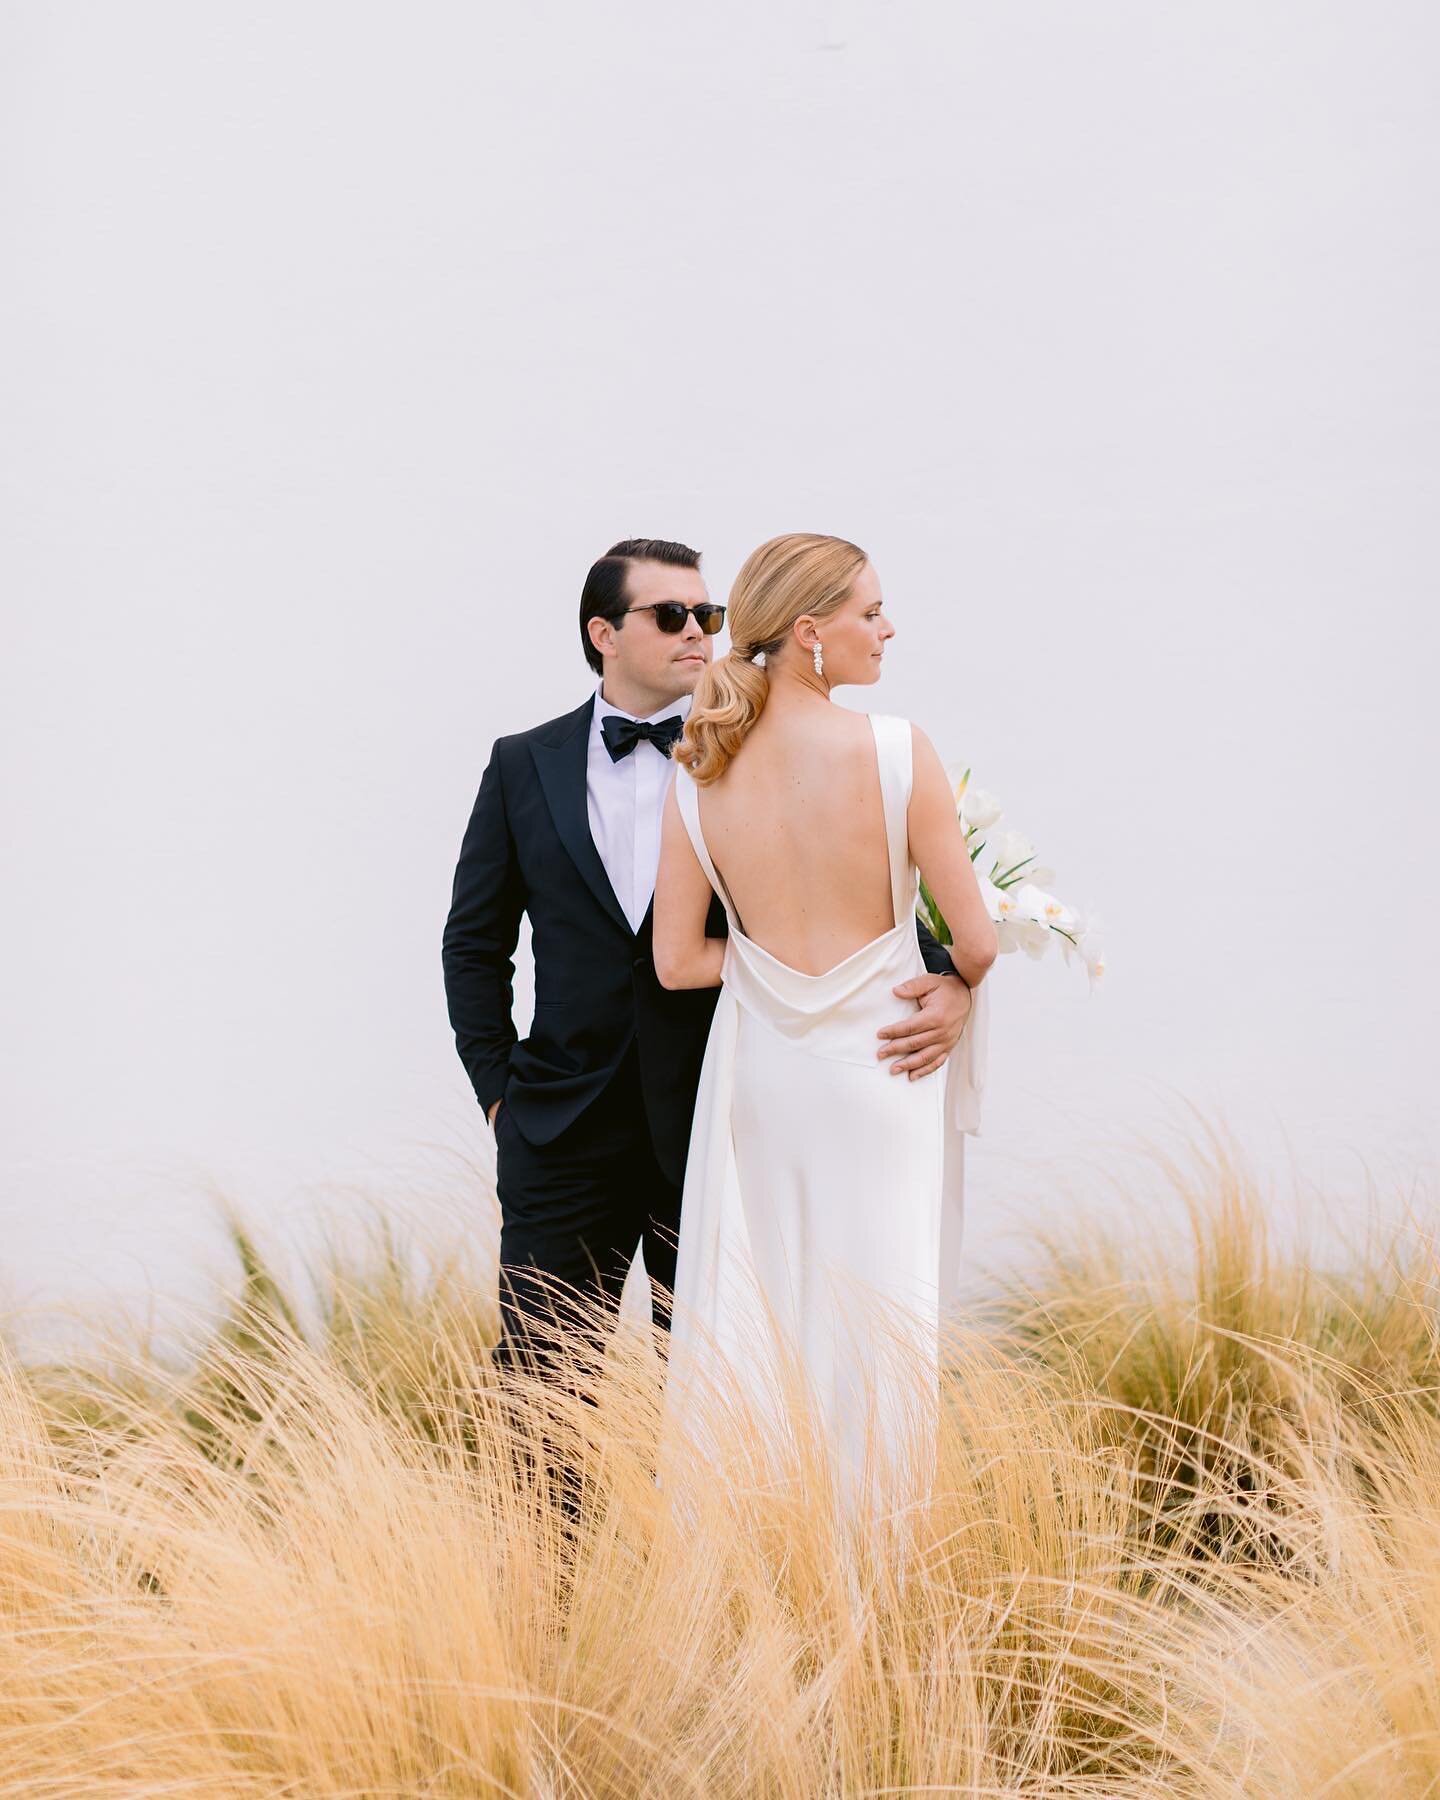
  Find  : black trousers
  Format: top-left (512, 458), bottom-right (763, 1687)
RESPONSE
top-left (490, 1040), bottom-right (683, 1388)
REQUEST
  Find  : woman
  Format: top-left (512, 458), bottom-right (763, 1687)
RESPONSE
top-left (651, 532), bottom-right (998, 1523)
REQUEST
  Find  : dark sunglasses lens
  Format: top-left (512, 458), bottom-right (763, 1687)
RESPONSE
top-left (650, 602), bottom-right (726, 634)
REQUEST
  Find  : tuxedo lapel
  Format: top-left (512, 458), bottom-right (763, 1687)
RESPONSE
top-left (530, 697), bottom-right (633, 938)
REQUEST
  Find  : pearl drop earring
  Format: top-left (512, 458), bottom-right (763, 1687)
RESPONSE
top-left (812, 640), bottom-right (824, 677)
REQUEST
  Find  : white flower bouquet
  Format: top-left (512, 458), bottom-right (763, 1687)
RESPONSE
top-left (916, 766), bottom-right (1106, 989)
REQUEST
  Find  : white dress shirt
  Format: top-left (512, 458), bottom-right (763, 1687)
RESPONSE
top-left (587, 684), bottom-right (692, 933)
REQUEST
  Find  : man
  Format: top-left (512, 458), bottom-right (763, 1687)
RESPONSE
top-left (441, 536), bottom-right (970, 1386)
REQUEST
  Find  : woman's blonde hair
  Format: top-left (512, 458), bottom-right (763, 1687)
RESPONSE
top-left (673, 532), bottom-right (868, 785)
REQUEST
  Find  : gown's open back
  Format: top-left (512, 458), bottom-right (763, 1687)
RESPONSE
top-left (657, 712), bottom-right (990, 1525)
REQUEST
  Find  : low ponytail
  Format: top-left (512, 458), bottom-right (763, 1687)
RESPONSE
top-left (674, 650), bottom-right (771, 786)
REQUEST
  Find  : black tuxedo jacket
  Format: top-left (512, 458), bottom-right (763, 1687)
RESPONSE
top-left (442, 694), bottom-right (955, 1187)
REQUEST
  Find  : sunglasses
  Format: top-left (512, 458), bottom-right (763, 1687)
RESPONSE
top-left (623, 602), bottom-right (727, 635)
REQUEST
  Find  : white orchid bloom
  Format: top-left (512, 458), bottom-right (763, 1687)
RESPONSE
top-left (1003, 884), bottom-right (1054, 958)
top-left (982, 876), bottom-right (1024, 953)
top-left (916, 757), bottom-right (1103, 989)
top-left (1081, 926), bottom-right (1106, 978)
top-left (960, 785), bottom-right (1004, 832)
top-left (975, 873), bottom-right (1007, 922)
top-left (1008, 882), bottom-right (1051, 924)
top-left (990, 827), bottom-right (1037, 884)
top-left (1013, 882), bottom-right (1079, 936)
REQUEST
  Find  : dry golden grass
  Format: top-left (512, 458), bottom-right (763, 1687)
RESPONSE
top-left (2, 1124), bottom-right (1438, 1795)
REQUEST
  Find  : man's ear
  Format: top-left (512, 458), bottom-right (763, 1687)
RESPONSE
top-left (587, 614), bottom-right (615, 661)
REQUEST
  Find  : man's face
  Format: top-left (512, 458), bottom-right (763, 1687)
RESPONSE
top-left (590, 560), bottom-right (716, 703)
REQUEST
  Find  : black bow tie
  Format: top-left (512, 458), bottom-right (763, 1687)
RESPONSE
top-left (600, 712), bottom-right (685, 763)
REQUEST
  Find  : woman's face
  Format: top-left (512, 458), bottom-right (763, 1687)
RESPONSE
top-left (800, 560), bottom-right (895, 687)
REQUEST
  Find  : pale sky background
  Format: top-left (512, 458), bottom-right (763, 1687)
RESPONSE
top-left (2, 2), bottom-right (1436, 1358)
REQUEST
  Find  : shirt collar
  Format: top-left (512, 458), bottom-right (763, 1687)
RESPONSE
top-left (593, 682), bottom-right (692, 727)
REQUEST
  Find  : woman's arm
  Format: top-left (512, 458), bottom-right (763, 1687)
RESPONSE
top-left (653, 780), bottom-right (727, 990)
top-left (907, 724), bottom-right (1000, 989)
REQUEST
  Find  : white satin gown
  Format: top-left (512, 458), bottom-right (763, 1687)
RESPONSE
top-left (657, 712), bottom-right (990, 1521)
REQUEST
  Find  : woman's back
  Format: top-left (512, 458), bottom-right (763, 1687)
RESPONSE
top-left (696, 701), bottom-right (900, 977)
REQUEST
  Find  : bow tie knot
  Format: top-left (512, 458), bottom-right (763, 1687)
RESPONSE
top-left (601, 713), bottom-right (685, 763)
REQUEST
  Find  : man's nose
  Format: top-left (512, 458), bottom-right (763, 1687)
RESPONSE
top-left (680, 613), bottom-right (704, 640)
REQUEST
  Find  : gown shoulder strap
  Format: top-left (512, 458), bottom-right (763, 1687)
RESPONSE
top-left (867, 713), bottom-right (916, 930)
top-left (672, 762), bottom-right (741, 929)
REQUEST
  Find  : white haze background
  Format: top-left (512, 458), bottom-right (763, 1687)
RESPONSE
top-left (2, 2), bottom-right (1436, 1352)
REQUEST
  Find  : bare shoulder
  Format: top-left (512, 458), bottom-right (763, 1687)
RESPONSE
top-left (832, 707), bottom-right (887, 776)
top-left (906, 719), bottom-right (946, 770)
top-left (867, 712), bottom-right (935, 769)
top-left (903, 721), bottom-right (954, 804)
